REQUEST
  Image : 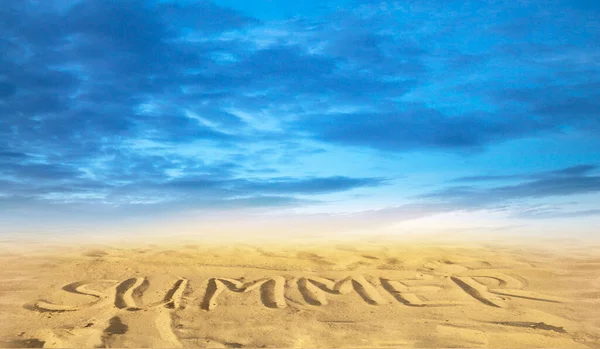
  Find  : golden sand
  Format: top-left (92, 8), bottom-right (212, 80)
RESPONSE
top-left (0, 237), bottom-right (599, 348)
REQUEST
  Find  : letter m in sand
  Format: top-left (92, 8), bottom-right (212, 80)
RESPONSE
top-left (201, 277), bottom-right (286, 310)
top-left (298, 276), bottom-right (386, 306)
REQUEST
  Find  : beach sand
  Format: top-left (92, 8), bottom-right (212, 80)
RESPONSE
top-left (0, 236), bottom-right (599, 348)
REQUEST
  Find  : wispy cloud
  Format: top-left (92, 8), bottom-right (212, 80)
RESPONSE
top-left (423, 165), bottom-right (600, 207)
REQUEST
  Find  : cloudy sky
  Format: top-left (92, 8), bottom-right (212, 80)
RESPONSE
top-left (1, 0), bottom-right (599, 240)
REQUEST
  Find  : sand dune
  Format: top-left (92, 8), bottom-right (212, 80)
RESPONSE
top-left (0, 239), bottom-right (599, 348)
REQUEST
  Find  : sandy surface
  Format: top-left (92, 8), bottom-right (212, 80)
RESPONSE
top-left (0, 237), bottom-right (599, 348)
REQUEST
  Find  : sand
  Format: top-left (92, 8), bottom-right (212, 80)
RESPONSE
top-left (0, 237), bottom-right (599, 348)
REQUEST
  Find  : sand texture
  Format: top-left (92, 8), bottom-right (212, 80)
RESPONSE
top-left (0, 240), bottom-right (599, 348)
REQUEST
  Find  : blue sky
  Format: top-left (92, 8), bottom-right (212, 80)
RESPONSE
top-left (1, 0), bottom-right (599, 239)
